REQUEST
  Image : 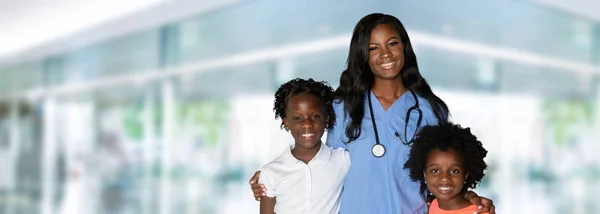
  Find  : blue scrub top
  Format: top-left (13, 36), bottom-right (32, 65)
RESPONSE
top-left (326, 91), bottom-right (440, 214)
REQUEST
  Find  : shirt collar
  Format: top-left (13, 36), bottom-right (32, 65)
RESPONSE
top-left (281, 142), bottom-right (331, 167)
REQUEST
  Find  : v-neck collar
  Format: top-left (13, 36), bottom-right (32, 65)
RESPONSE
top-left (366, 90), bottom-right (412, 118)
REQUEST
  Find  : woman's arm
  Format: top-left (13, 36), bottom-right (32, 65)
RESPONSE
top-left (464, 191), bottom-right (495, 214)
top-left (260, 197), bottom-right (276, 214)
top-left (326, 103), bottom-right (347, 149)
top-left (249, 171), bottom-right (267, 201)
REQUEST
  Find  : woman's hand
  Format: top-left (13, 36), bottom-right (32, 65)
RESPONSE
top-left (249, 171), bottom-right (267, 201)
top-left (464, 191), bottom-right (496, 214)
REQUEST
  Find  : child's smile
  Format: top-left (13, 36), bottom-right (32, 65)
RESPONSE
top-left (435, 184), bottom-right (456, 194)
top-left (284, 93), bottom-right (326, 150)
top-left (299, 132), bottom-right (317, 140)
top-left (423, 148), bottom-right (470, 209)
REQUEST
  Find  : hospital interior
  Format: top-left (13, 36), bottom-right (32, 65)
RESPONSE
top-left (0, 0), bottom-right (599, 213)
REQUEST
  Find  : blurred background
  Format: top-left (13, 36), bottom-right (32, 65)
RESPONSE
top-left (0, 0), bottom-right (599, 213)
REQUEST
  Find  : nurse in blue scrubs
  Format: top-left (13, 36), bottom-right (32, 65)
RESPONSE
top-left (250, 13), bottom-right (496, 214)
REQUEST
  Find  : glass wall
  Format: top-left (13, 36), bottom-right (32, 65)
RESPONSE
top-left (0, 0), bottom-right (599, 213)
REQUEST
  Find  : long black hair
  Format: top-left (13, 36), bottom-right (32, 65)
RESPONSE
top-left (335, 13), bottom-right (449, 143)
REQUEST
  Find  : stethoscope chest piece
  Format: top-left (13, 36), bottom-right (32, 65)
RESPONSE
top-left (372, 143), bottom-right (386, 158)
top-left (367, 89), bottom-right (422, 158)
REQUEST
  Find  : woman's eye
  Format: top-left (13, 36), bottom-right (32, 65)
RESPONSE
top-left (389, 41), bottom-right (399, 47)
top-left (312, 114), bottom-right (321, 119)
top-left (450, 169), bottom-right (460, 174)
top-left (292, 116), bottom-right (301, 120)
top-left (430, 169), bottom-right (439, 174)
top-left (369, 46), bottom-right (378, 51)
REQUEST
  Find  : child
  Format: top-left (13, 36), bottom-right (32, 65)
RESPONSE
top-left (404, 123), bottom-right (489, 214)
top-left (259, 78), bottom-right (350, 214)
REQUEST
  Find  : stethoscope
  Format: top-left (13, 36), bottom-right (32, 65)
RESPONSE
top-left (369, 89), bottom-right (423, 158)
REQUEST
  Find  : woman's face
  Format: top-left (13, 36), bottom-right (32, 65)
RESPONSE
top-left (368, 24), bottom-right (405, 81)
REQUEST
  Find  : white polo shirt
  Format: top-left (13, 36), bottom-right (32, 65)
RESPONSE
top-left (259, 142), bottom-right (350, 214)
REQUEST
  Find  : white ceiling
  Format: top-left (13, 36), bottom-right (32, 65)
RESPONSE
top-left (532, 0), bottom-right (600, 21)
top-left (0, 0), bottom-right (244, 67)
top-left (0, 0), bottom-right (598, 68)
top-left (0, 0), bottom-right (168, 58)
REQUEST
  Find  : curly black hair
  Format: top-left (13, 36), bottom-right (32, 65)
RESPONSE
top-left (403, 123), bottom-right (488, 194)
top-left (273, 78), bottom-right (336, 131)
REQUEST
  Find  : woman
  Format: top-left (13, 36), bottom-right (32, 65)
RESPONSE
top-left (250, 13), bottom-right (495, 213)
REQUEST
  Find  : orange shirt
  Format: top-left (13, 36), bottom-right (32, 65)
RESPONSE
top-left (429, 199), bottom-right (488, 214)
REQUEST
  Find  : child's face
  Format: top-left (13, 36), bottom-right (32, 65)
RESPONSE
top-left (284, 93), bottom-right (326, 149)
top-left (423, 148), bottom-right (469, 202)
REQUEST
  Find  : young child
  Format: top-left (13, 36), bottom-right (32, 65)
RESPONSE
top-left (259, 78), bottom-right (350, 214)
top-left (404, 123), bottom-right (489, 214)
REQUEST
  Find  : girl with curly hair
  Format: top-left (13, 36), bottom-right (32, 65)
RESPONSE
top-left (404, 123), bottom-right (489, 214)
top-left (259, 78), bottom-right (350, 214)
